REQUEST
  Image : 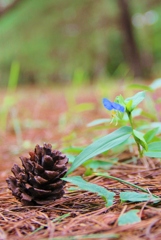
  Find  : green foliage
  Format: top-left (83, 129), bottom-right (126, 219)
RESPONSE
top-left (125, 91), bottom-right (146, 112)
top-left (62, 176), bottom-right (115, 207)
top-left (63, 83), bottom-right (161, 209)
top-left (52, 233), bottom-right (119, 240)
top-left (95, 172), bottom-right (157, 195)
top-left (144, 141), bottom-right (161, 158)
top-left (87, 118), bottom-right (111, 127)
top-left (120, 192), bottom-right (159, 203)
top-left (0, 61), bottom-right (20, 130)
top-left (144, 127), bottom-right (159, 143)
top-left (63, 146), bottom-right (84, 155)
top-left (0, 0), bottom-right (123, 84)
top-left (1, 1), bottom-right (161, 84)
top-left (118, 210), bottom-right (141, 226)
top-left (150, 78), bottom-right (161, 90)
top-left (83, 159), bottom-right (118, 171)
top-left (133, 129), bottom-right (148, 151)
top-left (8, 61), bottom-right (20, 91)
top-left (128, 83), bottom-right (153, 92)
top-left (67, 126), bottom-right (132, 175)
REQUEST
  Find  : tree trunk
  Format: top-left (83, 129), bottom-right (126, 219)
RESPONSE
top-left (118, 0), bottom-right (144, 77)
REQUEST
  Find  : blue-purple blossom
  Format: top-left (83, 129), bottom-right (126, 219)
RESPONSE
top-left (103, 98), bottom-right (125, 113)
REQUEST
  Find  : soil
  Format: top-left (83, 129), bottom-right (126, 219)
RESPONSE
top-left (0, 85), bottom-right (161, 240)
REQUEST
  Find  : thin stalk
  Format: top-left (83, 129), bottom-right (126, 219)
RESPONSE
top-left (95, 173), bottom-right (158, 198)
top-left (127, 111), bottom-right (143, 157)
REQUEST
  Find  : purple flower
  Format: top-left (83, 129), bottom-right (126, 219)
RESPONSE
top-left (103, 98), bottom-right (125, 113)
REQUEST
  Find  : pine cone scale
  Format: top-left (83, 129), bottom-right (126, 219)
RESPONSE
top-left (42, 156), bottom-right (54, 169)
top-left (34, 176), bottom-right (48, 185)
top-left (11, 164), bottom-right (27, 181)
top-left (34, 163), bottom-right (44, 174)
top-left (44, 170), bottom-right (60, 180)
top-left (47, 180), bottom-right (65, 190)
top-left (6, 144), bottom-right (68, 205)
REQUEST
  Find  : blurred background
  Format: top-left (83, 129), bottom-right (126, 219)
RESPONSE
top-left (0, 0), bottom-right (161, 178)
top-left (0, 0), bottom-right (161, 86)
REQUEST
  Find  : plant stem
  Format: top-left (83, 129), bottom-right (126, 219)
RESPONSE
top-left (127, 111), bottom-right (143, 158)
top-left (95, 173), bottom-right (158, 198)
top-left (127, 111), bottom-right (134, 128)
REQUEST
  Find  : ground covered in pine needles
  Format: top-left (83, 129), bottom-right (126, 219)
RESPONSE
top-left (1, 85), bottom-right (161, 240)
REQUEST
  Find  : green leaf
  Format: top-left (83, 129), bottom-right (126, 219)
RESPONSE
top-left (83, 159), bottom-right (118, 170)
top-left (139, 122), bottom-right (161, 134)
top-left (147, 141), bottom-right (161, 151)
top-left (118, 210), bottom-right (141, 226)
top-left (63, 146), bottom-right (84, 154)
top-left (84, 168), bottom-right (94, 176)
top-left (133, 129), bottom-right (148, 151)
top-left (126, 99), bottom-right (133, 112)
top-left (66, 154), bottom-right (75, 163)
top-left (150, 78), bottom-right (161, 90)
top-left (144, 127), bottom-right (159, 143)
top-left (120, 191), bottom-right (159, 203)
top-left (80, 233), bottom-right (119, 239)
top-left (95, 172), bottom-right (152, 194)
top-left (115, 95), bottom-right (126, 108)
top-left (87, 118), bottom-right (111, 127)
top-left (125, 91), bottom-right (145, 111)
top-left (145, 152), bottom-right (161, 158)
top-left (8, 61), bottom-right (20, 92)
top-left (52, 233), bottom-right (119, 240)
top-left (144, 141), bottom-right (161, 158)
top-left (128, 83), bottom-right (153, 91)
top-left (62, 176), bottom-right (115, 207)
top-left (67, 126), bottom-right (132, 175)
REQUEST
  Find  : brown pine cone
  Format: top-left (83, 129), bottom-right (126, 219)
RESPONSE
top-left (6, 143), bottom-right (68, 205)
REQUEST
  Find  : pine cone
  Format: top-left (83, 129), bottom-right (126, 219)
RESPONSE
top-left (6, 143), bottom-right (68, 205)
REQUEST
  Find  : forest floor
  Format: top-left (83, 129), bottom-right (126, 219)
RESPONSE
top-left (0, 85), bottom-right (161, 240)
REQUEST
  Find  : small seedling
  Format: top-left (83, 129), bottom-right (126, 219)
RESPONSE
top-left (102, 91), bottom-right (147, 157)
top-left (64, 83), bottom-right (161, 207)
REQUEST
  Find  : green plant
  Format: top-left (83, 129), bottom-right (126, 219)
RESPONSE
top-left (63, 79), bottom-right (161, 207)
top-left (0, 61), bottom-right (20, 130)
